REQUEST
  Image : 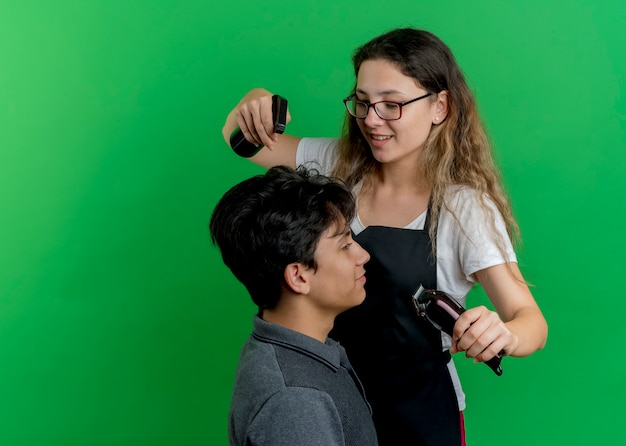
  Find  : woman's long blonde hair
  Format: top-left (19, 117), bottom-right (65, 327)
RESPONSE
top-left (332, 28), bottom-right (520, 255)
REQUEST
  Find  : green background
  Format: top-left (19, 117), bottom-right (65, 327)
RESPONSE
top-left (1, 1), bottom-right (624, 444)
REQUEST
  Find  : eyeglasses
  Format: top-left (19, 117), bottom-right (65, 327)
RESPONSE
top-left (343, 92), bottom-right (433, 120)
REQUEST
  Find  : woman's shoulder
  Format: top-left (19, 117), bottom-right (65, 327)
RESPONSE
top-left (440, 185), bottom-right (504, 230)
top-left (443, 185), bottom-right (497, 209)
top-left (443, 185), bottom-right (480, 210)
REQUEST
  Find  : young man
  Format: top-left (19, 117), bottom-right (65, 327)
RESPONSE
top-left (210, 166), bottom-right (378, 446)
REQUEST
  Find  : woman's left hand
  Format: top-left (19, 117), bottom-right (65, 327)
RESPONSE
top-left (449, 305), bottom-right (519, 362)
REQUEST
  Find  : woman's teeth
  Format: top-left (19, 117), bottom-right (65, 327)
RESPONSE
top-left (371, 135), bottom-right (391, 141)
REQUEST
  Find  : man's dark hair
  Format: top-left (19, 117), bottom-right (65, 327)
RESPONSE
top-left (209, 165), bottom-right (356, 310)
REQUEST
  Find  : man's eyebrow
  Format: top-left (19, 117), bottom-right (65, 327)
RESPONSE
top-left (331, 225), bottom-right (352, 240)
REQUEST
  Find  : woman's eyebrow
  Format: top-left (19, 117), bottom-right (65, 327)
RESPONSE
top-left (355, 88), bottom-right (405, 96)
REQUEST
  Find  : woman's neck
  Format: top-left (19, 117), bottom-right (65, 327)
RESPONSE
top-left (368, 160), bottom-right (428, 194)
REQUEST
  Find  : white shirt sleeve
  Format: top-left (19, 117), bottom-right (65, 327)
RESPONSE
top-left (436, 186), bottom-right (517, 304)
top-left (295, 138), bottom-right (339, 176)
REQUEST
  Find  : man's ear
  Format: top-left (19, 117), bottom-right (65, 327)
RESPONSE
top-left (283, 263), bottom-right (312, 295)
top-left (432, 90), bottom-right (449, 125)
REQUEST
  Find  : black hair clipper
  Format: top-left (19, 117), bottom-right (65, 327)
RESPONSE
top-left (412, 284), bottom-right (503, 376)
top-left (229, 94), bottom-right (288, 158)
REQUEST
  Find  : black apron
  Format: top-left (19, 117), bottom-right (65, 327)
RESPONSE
top-left (331, 210), bottom-right (461, 445)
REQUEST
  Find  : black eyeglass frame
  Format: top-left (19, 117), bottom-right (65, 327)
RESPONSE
top-left (343, 92), bottom-right (433, 120)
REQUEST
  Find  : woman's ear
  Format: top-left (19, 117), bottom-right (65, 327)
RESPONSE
top-left (283, 263), bottom-right (311, 295)
top-left (432, 90), bottom-right (449, 125)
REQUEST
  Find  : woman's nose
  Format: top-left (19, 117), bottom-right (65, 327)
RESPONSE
top-left (363, 105), bottom-right (384, 126)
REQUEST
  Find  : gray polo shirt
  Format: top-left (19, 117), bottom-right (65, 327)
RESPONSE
top-left (228, 316), bottom-right (378, 446)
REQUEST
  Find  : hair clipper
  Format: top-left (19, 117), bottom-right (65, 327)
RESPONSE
top-left (412, 284), bottom-right (503, 376)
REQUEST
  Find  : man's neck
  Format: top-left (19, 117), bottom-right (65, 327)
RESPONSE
top-left (262, 306), bottom-right (334, 343)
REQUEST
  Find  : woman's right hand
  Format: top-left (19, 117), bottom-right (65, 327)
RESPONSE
top-left (222, 88), bottom-right (300, 169)
top-left (223, 88), bottom-right (291, 151)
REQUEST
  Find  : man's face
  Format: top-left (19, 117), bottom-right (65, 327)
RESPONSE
top-left (306, 221), bottom-right (370, 315)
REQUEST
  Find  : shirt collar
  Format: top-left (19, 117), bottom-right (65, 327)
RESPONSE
top-left (251, 315), bottom-right (344, 371)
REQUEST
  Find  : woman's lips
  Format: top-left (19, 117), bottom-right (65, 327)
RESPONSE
top-left (368, 133), bottom-right (392, 148)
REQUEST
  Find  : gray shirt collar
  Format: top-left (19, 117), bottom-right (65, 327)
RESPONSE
top-left (251, 315), bottom-right (346, 372)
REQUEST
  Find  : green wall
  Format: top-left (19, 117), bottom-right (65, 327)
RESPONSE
top-left (1, 1), bottom-right (624, 444)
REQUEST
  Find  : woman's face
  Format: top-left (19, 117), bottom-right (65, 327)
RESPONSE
top-left (354, 59), bottom-right (442, 166)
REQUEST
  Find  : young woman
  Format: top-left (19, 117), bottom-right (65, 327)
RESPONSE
top-left (222, 28), bottom-right (548, 446)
